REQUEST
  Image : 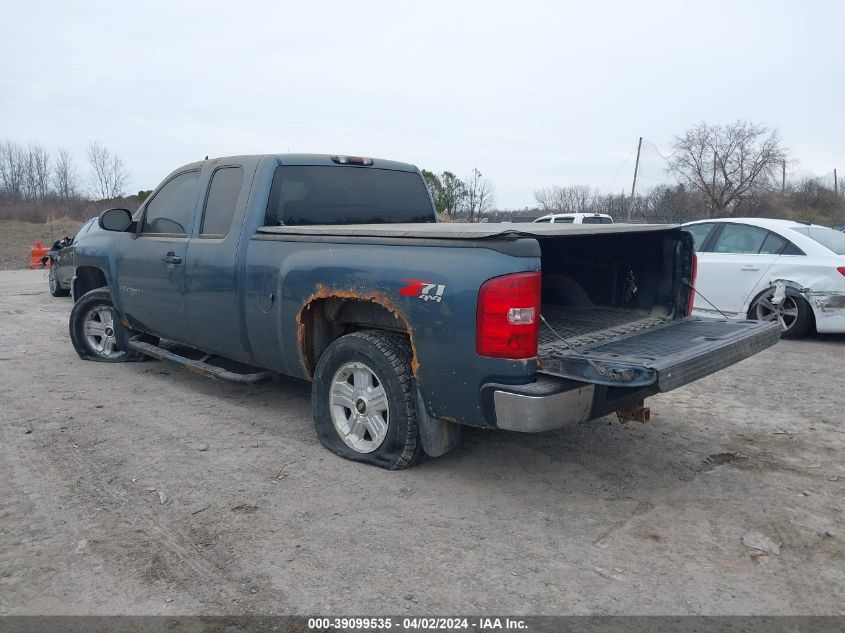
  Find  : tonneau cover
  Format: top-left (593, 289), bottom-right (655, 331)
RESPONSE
top-left (256, 222), bottom-right (680, 240)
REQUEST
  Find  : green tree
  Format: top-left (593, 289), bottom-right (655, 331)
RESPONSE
top-left (421, 169), bottom-right (466, 217)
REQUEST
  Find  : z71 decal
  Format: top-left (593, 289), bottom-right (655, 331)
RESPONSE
top-left (400, 278), bottom-right (446, 302)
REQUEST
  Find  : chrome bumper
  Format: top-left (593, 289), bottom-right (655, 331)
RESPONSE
top-left (492, 376), bottom-right (595, 432)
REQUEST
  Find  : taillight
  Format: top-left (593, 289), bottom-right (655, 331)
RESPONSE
top-left (687, 253), bottom-right (698, 316)
top-left (476, 272), bottom-right (541, 359)
top-left (837, 266), bottom-right (845, 277)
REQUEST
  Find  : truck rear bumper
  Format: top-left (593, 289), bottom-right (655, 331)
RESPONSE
top-left (487, 317), bottom-right (781, 433)
top-left (491, 377), bottom-right (596, 432)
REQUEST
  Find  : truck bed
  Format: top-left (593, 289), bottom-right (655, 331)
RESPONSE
top-left (539, 305), bottom-right (671, 350)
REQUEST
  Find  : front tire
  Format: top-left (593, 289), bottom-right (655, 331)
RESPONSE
top-left (48, 266), bottom-right (69, 297)
top-left (750, 289), bottom-right (813, 339)
top-left (311, 330), bottom-right (424, 469)
top-left (69, 288), bottom-right (142, 362)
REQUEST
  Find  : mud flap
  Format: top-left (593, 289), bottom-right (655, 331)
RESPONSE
top-left (415, 387), bottom-right (462, 457)
top-left (112, 310), bottom-right (135, 353)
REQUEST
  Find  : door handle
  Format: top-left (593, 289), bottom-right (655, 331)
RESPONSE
top-left (740, 265), bottom-right (760, 271)
top-left (160, 252), bottom-right (182, 265)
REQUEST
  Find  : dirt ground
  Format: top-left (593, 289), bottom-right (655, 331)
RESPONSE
top-left (0, 219), bottom-right (84, 270)
top-left (1, 269), bottom-right (843, 615)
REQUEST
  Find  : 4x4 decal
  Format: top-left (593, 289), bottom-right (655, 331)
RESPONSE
top-left (400, 279), bottom-right (446, 302)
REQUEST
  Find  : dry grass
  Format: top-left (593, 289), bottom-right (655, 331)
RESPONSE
top-left (0, 217), bottom-right (85, 270)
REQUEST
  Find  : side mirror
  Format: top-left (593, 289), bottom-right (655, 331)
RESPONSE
top-left (99, 208), bottom-right (133, 232)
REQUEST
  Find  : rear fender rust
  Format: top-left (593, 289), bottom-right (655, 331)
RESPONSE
top-left (296, 285), bottom-right (420, 379)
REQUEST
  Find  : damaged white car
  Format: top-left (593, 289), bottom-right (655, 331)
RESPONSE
top-left (684, 218), bottom-right (845, 339)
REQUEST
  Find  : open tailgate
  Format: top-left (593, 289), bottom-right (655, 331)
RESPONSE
top-left (538, 317), bottom-right (781, 391)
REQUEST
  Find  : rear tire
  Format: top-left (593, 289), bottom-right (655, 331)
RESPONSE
top-left (311, 330), bottom-right (424, 469)
top-left (48, 266), bottom-right (69, 297)
top-left (750, 289), bottom-right (813, 340)
top-left (69, 288), bottom-right (142, 362)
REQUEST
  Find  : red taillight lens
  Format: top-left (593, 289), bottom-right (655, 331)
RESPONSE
top-left (837, 266), bottom-right (845, 277)
top-left (686, 253), bottom-right (698, 316)
top-left (477, 272), bottom-right (541, 359)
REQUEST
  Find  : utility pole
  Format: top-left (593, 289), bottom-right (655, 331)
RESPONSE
top-left (835, 169), bottom-right (838, 196)
top-left (782, 160), bottom-right (786, 194)
top-left (711, 151), bottom-right (717, 217)
top-left (626, 136), bottom-right (643, 223)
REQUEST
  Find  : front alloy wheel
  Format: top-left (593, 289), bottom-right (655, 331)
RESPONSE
top-left (69, 288), bottom-right (142, 362)
top-left (82, 304), bottom-right (125, 360)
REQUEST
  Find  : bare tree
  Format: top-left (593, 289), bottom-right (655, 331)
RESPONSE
top-left (534, 184), bottom-right (595, 214)
top-left (667, 120), bottom-right (787, 216)
top-left (87, 141), bottom-right (129, 199)
top-left (0, 141), bottom-right (26, 201)
top-left (24, 144), bottom-right (51, 199)
top-left (464, 168), bottom-right (495, 222)
top-left (53, 148), bottom-right (79, 199)
top-left (534, 186), bottom-right (565, 212)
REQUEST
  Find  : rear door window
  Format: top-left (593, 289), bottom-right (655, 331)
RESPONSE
top-left (711, 223), bottom-right (768, 254)
top-left (582, 216), bottom-right (603, 224)
top-left (265, 166), bottom-right (435, 226)
top-left (758, 231), bottom-right (790, 255)
top-left (201, 167), bottom-right (243, 237)
top-left (142, 171), bottom-right (200, 235)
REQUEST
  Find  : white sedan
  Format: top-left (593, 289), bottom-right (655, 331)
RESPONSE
top-left (683, 218), bottom-right (845, 338)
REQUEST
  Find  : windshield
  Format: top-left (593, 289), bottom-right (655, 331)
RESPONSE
top-left (790, 226), bottom-right (845, 255)
top-left (265, 166), bottom-right (436, 226)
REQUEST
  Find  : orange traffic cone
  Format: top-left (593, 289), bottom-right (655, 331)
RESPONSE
top-left (30, 242), bottom-right (51, 269)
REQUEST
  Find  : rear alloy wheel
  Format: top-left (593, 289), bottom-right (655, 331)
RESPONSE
top-left (311, 330), bottom-right (424, 469)
top-left (48, 266), bottom-right (69, 297)
top-left (329, 361), bottom-right (390, 453)
top-left (69, 288), bottom-right (142, 362)
top-left (752, 289), bottom-right (813, 339)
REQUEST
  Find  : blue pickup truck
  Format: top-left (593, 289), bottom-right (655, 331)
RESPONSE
top-left (68, 153), bottom-right (780, 469)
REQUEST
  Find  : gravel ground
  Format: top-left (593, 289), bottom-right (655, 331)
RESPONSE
top-left (1, 269), bottom-right (843, 615)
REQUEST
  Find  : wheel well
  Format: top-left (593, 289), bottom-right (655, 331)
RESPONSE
top-left (298, 296), bottom-right (414, 379)
top-left (73, 267), bottom-right (107, 301)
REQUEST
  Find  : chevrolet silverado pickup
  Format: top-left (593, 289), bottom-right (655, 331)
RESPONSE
top-left (68, 153), bottom-right (780, 469)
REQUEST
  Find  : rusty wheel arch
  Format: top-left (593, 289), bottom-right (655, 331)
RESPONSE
top-left (297, 286), bottom-right (420, 380)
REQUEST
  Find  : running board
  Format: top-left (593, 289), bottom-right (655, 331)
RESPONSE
top-left (128, 338), bottom-right (274, 384)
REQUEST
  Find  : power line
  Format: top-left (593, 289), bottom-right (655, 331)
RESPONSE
top-left (598, 146), bottom-right (638, 191)
top-left (642, 139), bottom-right (673, 161)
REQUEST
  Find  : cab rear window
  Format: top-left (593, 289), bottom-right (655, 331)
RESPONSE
top-left (265, 166), bottom-right (436, 226)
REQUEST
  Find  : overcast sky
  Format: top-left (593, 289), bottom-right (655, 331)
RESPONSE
top-left (2, 0), bottom-right (843, 208)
